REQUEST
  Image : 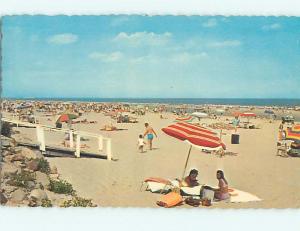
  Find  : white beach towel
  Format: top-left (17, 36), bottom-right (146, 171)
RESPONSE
top-left (229, 189), bottom-right (262, 203)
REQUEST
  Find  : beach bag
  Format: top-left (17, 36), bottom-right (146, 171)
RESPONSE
top-left (185, 197), bottom-right (201, 207)
top-left (156, 192), bottom-right (183, 208)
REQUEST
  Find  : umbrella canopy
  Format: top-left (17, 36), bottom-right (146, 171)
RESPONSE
top-left (174, 116), bottom-right (195, 123)
top-left (284, 128), bottom-right (300, 142)
top-left (240, 112), bottom-right (256, 117)
top-left (264, 109), bottom-right (275, 114)
top-left (191, 112), bottom-right (208, 118)
top-left (162, 122), bottom-right (226, 150)
top-left (56, 113), bottom-right (78, 123)
top-left (291, 124), bottom-right (300, 133)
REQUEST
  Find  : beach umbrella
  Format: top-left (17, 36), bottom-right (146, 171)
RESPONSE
top-left (284, 128), bottom-right (300, 142)
top-left (291, 124), bottom-right (300, 133)
top-left (240, 112), bottom-right (256, 123)
top-left (191, 112), bottom-right (208, 121)
top-left (174, 116), bottom-right (195, 123)
top-left (56, 113), bottom-right (78, 123)
top-left (192, 112), bottom-right (208, 118)
top-left (240, 112), bottom-right (256, 117)
top-left (162, 122), bottom-right (226, 179)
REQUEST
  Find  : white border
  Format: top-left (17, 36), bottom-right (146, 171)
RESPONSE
top-left (0, 0), bottom-right (300, 15)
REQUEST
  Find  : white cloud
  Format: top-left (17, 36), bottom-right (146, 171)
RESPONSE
top-left (88, 51), bottom-right (123, 62)
top-left (202, 18), bottom-right (217, 28)
top-left (208, 40), bottom-right (241, 47)
top-left (114, 31), bottom-right (172, 46)
top-left (262, 23), bottom-right (282, 31)
top-left (47, 33), bottom-right (78, 44)
top-left (170, 52), bottom-right (208, 63)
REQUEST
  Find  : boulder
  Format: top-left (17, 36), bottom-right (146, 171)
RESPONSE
top-left (36, 172), bottom-right (50, 188)
top-left (15, 147), bottom-right (43, 159)
top-left (0, 136), bottom-right (15, 148)
top-left (0, 163), bottom-right (20, 175)
top-left (3, 155), bottom-right (13, 163)
top-left (2, 185), bottom-right (18, 194)
top-left (50, 165), bottom-right (58, 174)
top-left (30, 189), bottom-right (48, 202)
top-left (27, 160), bottom-right (39, 171)
top-left (0, 192), bottom-right (8, 204)
top-left (10, 188), bottom-right (26, 203)
top-left (1, 150), bottom-right (13, 157)
top-left (27, 181), bottom-right (36, 190)
top-left (49, 174), bottom-right (60, 180)
top-left (11, 154), bottom-right (25, 162)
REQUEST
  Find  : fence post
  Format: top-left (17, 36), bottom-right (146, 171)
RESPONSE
top-left (98, 136), bottom-right (103, 152)
top-left (75, 134), bottom-right (81, 158)
top-left (69, 130), bottom-right (74, 148)
top-left (36, 125), bottom-right (46, 152)
top-left (107, 138), bottom-right (112, 161)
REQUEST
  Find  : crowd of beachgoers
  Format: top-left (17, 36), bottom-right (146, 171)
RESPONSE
top-left (1, 99), bottom-right (300, 208)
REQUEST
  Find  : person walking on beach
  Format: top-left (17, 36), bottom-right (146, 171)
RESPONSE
top-left (137, 134), bottom-right (146, 153)
top-left (144, 123), bottom-right (158, 150)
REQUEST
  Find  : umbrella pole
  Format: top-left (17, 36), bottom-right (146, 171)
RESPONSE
top-left (181, 145), bottom-right (192, 180)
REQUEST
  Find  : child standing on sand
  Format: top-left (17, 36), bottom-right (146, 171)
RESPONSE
top-left (138, 134), bottom-right (146, 153)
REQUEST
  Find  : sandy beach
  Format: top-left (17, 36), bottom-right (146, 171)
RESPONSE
top-left (3, 103), bottom-right (300, 208)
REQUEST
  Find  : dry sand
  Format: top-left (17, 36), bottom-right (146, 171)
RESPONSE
top-left (7, 111), bottom-right (300, 208)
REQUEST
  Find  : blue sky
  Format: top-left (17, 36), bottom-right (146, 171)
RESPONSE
top-left (2, 16), bottom-right (300, 98)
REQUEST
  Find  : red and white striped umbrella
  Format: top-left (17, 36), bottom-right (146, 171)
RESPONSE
top-left (162, 122), bottom-right (226, 179)
top-left (162, 122), bottom-right (226, 150)
top-left (240, 112), bottom-right (256, 117)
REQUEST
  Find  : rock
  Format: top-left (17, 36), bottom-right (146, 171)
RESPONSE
top-left (2, 185), bottom-right (18, 194)
top-left (10, 189), bottom-right (26, 203)
top-left (49, 174), bottom-right (59, 180)
top-left (11, 154), bottom-right (25, 162)
top-left (3, 155), bottom-right (13, 163)
top-left (27, 160), bottom-right (39, 171)
top-left (50, 165), bottom-right (58, 174)
top-left (27, 181), bottom-right (36, 190)
top-left (29, 189), bottom-right (48, 202)
top-left (0, 136), bottom-right (15, 148)
top-left (0, 192), bottom-right (8, 204)
top-left (15, 147), bottom-right (43, 160)
top-left (36, 172), bottom-right (50, 188)
top-left (1, 150), bottom-right (13, 157)
top-left (45, 190), bottom-right (71, 207)
top-left (0, 163), bottom-right (20, 175)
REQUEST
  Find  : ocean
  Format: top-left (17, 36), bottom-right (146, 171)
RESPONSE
top-left (7, 98), bottom-right (300, 107)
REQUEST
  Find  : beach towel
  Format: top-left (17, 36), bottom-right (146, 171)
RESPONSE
top-left (144, 181), bottom-right (261, 203)
top-left (229, 189), bottom-right (262, 203)
top-left (157, 192), bottom-right (183, 208)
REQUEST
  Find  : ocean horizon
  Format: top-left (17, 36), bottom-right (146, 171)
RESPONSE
top-left (3, 98), bottom-right (300, 107)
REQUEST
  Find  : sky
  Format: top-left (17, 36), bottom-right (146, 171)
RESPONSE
top-left (2, 16), bottom-right (300, 98)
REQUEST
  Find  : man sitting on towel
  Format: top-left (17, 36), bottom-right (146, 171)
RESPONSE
top-left (179, 169), bottom-right (199, 187)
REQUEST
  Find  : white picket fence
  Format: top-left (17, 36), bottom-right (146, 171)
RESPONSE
top-left (1, 117), bottom-right (112, 160)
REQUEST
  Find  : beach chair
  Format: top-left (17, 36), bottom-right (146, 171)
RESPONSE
top-left (276, 142), bottom-right (289, 157)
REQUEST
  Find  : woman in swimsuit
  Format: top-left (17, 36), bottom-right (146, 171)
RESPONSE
top-left (214, 170), bottom-right (230, 201)
top-left (143, 123), bottom-right (158, 150)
